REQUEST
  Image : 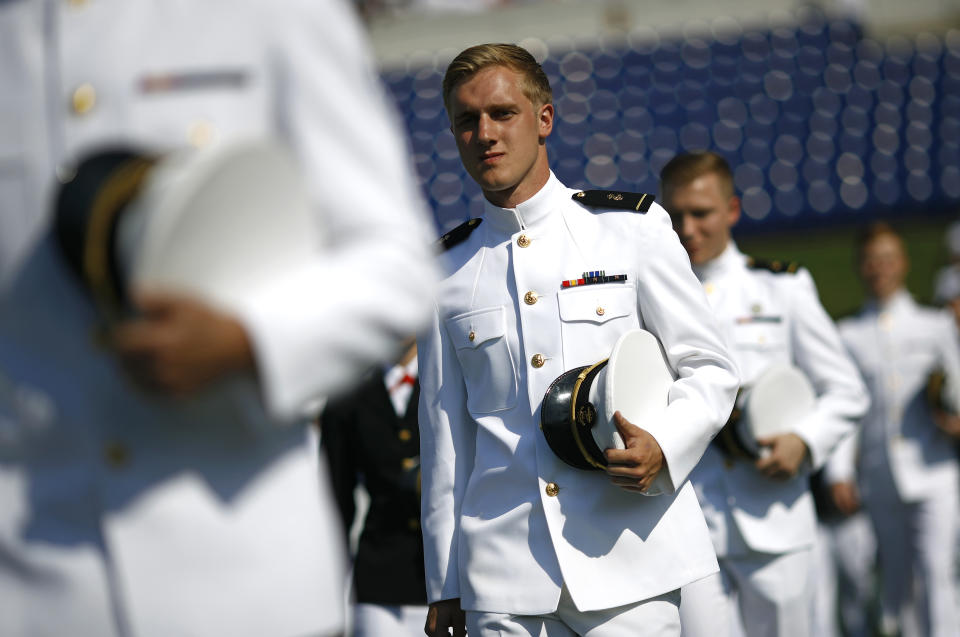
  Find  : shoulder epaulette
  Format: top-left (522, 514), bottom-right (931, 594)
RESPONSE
top-left (572, 190), bottom-right (655, 213)
top-left (746, 256), bottom-right (800, 274)
top-left (436, 218), bottom-right (482, 252)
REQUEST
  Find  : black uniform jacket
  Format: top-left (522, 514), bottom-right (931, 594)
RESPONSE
top-left (320, 371), bottom-right (427, 605)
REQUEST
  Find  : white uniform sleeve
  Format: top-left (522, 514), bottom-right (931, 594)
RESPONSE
top-left (822, 428), bottom-right (860, 484)
top-left (235, 0), bottom-right (438, 420)
top-left (634, 205), bottom-right (741, 492)
top-left (936, 310), bottom-right (960, 414)
top-left (418, 301), bottom-right (477, 603)
top-left (787, 269), bottom-right (869, 469)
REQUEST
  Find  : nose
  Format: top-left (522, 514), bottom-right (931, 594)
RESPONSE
top-left (677, 214), bottom-right (694, 239)
top-left (477, 114), bottom-right (496, 145)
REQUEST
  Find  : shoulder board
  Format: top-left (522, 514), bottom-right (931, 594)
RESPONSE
top-left (572, 190), bottom-right (655, 213)
top-left (745, 256), bottom-right (800, 274)
top-left (436, 218), bottom-right (482, 252)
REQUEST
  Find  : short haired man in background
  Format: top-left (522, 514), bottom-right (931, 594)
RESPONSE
top-left (418, 45), bottom-right (740, 637)
top-left (660, 151), bottom-right (868, 637)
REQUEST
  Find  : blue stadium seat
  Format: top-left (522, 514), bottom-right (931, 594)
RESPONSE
top-left (383, 17), bottom-right (958, 232)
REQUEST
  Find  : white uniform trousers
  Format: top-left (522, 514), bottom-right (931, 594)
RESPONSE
top-left (862, 461), bottom-right (960, 637)
top-left (352, 603), bottom-right (428, 637)
top-left (810, 516), bottom-right (876, 637)
top-left (467, 584), bottom-right (680, 636)
top-left (680, 572), bottom-right (732, 637)
top-left (680, 547), bottom-right (813, 637)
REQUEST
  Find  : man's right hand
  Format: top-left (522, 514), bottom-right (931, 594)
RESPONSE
top-left (425, 598), bottom-right (466, 637)
top-left (830, 480), bottom-right (861, 516)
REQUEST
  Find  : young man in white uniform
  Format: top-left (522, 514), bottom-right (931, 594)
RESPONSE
top-left (419, 44), bottom-right (740, 637)
top-left (660, 152), bottom-right (868, 637)
top-left (826, 223), bottom-right (960, 637)
top-left (0, 2), bottom-right (436, 636)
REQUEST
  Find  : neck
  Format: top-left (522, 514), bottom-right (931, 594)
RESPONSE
top-left (872, 287), bottom-right (902, 305)
top-left (482, 154), bottom-right (550, 209)
top-left (396, 341), bottom-right (417, 366)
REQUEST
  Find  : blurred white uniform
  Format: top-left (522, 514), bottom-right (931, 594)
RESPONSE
top-left (810, 451), bottom-right (877, 637)
top-left (419, 173), bottom-right (740, 635)
top-left (0, 1), bottom-right (436, 636)
top-left (831, 290), bottom-right (960, 637)
top-left (679, 242), bottom-right (868, 637)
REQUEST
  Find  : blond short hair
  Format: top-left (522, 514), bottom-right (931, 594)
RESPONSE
top-left (659, 151), bottom-right (735, 200)
top-left (442, 43), bottom-right (553, 113)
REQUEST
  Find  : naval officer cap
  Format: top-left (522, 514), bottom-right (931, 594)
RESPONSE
top-left (54, 139), bottom-right (318, 323)
top-left (540, 329), bottom-right (673, 471)
top-left (714, 363), bottom-right (816, 460)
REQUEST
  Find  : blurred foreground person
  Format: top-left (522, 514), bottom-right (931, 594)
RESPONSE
top-left (320, 340), bottom-right (428, 637)
top-left (0, 2), bottom-right (436, 636)
top-left (419, 43), bottom-right (739, 637)
top-left (660, 151), bottom-right (868, 637)
top-left (828, 222), bottom-right (960, 637)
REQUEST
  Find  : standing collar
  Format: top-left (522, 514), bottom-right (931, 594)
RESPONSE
top-left (482, 172), bottom-right (563, 235)
top-left (864, 288), bottom-right (914, 315)
top-left (693, 240), bottom-right (743, 282)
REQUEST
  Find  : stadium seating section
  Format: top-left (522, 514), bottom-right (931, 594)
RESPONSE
top-left (382, 8), bottom-right (960, 233)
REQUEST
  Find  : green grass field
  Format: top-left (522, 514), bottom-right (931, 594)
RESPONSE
top-left (737, 214), bottom-right (959, 319)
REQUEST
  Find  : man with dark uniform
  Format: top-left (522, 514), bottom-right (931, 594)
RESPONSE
top-left (320, 340), bottom-right (428, 637)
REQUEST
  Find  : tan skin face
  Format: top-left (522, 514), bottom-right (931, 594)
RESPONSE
top-left (447, 65), bottom-right (553, 209)
top-left (859, 233), bottom-right (908, 302)
top-left (663, 172), bottom-right (740, 266)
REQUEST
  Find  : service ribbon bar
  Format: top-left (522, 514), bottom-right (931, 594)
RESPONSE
top-left (561, 271), bottom-right (628, 288)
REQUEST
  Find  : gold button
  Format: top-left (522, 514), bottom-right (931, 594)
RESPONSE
top-left (187, 120), bottom-right (214, 148)
top-left (517, 234), bottom-right (531, 248)
top-left (524, 291), bottom-right (538, 305)
top-left (596, 306), bottom-right (605, 316)
top-left (531, 353), bottom-right (545, 368)
top-left (103, 441), bottom-right (130, 468)
top-left (407, 517), bottom-right (420, 531)
top-left (468, 330), bottom-right (476, 342)
top-left (398, 428), bottom-right (412, 442)
top-left (56, 163), bottom-right (77, 184)
top-left (71, 83), bottom-right (97, 115)
top-left (545, 482), bottom-right (559, 497)
top-left (401, 457), bottom-right (418, 471)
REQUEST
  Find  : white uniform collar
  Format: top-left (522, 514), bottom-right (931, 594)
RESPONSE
top-left (482, 171), bottom-right (563, 235)
top-left (692, 240), bottom-right (744, 283)
top-left (865, 288), bottom-right (914, 315)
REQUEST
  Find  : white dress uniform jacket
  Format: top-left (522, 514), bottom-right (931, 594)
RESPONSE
top-left (690, 243), bottom-right (868, 556)
top-left (828, 291), bottom-right (960, 502)
top-left (418, 173), bottom-right (740, 615)
top-left (827, 291), bottom-right (960, 637)
top-left (0, 2), bottom-right (436, 636)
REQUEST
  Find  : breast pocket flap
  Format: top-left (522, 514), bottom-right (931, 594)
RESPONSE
top-left (446, 306), bottom-right (506, 350)
top-left (558, 286), bottom-right (634, 324)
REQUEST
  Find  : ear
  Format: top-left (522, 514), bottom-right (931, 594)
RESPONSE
top-left (726, 194), bottom-right (741, 228)
top-left (538, 103), bottom-right (554, 139)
